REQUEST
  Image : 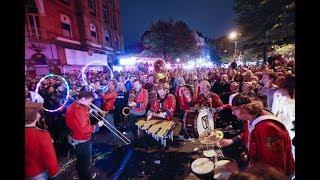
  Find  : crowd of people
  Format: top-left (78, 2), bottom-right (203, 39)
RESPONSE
top-left (25, 54), bottom-right (295, 179)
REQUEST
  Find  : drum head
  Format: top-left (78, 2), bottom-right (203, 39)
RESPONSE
top-left (196, 108), bottom-right (214, 137)
top-left (213, 158), bottom-right (238, 180)
top-left (203, 149), bottom-right (216, 158)
top-left (191, 158), bottom-right (214, 175)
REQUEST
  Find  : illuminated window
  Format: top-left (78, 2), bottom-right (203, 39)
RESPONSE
top-left (60, 14), bottom-right (72, 37)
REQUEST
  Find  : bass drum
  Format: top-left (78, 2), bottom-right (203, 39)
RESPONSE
top-left (183, 108), bottom-right (215, 138)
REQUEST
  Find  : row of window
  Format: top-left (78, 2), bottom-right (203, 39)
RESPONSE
top-left (59, 0), bottom-right (115, 27)
top-left (60, 14), bottom-right (118, 47)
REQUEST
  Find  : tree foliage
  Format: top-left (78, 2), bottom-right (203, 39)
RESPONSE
top-left (233, 0), bottom-right (295, 61)
top-left (141, 20), bottom-right (199, 63)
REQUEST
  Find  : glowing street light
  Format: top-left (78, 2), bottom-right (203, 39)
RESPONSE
top-left (228, 31), bottom-right (241, 61)
top-left (228, 31), bottom-right (238, 40)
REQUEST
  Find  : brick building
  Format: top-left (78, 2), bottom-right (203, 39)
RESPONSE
top-left (25, 0), bottom-right (124, 75)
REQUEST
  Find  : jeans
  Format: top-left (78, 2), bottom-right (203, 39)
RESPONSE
top-left (75, 141), bottom-right (92, 180)
top-left (104, 113), bottom-right (115, 127)
top-left (104, 113), bottom-right (118, 142)
top-left (27, 171), bottom-right (48, 180)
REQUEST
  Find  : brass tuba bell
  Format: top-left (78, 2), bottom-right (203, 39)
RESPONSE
top-left (153, 58), bottom-right (167, 83)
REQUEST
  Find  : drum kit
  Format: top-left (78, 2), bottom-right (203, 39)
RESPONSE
top-left (184, 107), bottom-right (239, 179)
top-left (135, 118), bottom-right (175, 147)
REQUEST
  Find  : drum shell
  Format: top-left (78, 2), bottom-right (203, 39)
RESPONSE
top-left (183, 108), bottom-right (215, 139)
top-left (183, 110), bottom-right (199, 138)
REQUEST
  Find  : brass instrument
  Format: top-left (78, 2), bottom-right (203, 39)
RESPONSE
top-left (121, 90), bottom-right (136, 124)
top-left (90, 102), bottom-right (108, 117)
top-left (153, 58), bottom-right (167, 83)
top-left (69, 96), bottom-right (131, 145)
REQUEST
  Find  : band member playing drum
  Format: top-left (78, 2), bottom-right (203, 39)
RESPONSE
top-left (175, 77), bottom-right (193, 120)
top-left (147, 83), bottom-right (176, 120)
top-left (127, 79), bottom-right (149, 143)
top-left (25, 101), bottom-right (59, 180)
top-left (66, 91), bottom-right (104, 180)
top-left (101, 79), bottom-right (118, 127)
top-left (193, 80), bottom-right (223, 109)
top-left (218, 94), bottom-right (295, 178)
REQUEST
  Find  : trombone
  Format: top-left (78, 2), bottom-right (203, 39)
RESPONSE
top-left (69, 96), bottom-right (131, 145)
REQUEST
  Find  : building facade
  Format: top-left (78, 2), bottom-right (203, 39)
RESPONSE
top-left (25, 0), bottom-right (124, 75)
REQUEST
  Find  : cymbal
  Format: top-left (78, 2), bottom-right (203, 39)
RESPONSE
top-left (199, 129), bottom-right (224, 145)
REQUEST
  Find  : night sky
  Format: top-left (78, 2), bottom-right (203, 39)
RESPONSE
top-left (120, 0), bottom-right (236, 48)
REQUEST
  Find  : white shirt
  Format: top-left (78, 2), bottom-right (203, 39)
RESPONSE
top-left (28, 91), bottom-right (44, 103)
top-left (272, 89), bottom-right (295, 140)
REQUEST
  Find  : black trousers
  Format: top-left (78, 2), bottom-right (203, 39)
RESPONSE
top-left (75, 141), bottom-right (92, 180)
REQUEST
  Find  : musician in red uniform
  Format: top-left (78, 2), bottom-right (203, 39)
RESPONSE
top-left (101, 79), bottom-right (118, 127)
top-left (25, 101), bottom-right (59, 179)
top-left (147, 83), bottom-right (176, 120)
top-left (193, 80), bottom-right (223, 109)
top-left (219, 94), bottom-right (295, 178)
top-left (66, 91), bottom-right (104, 180)
top-left (127, 79), bottom-right (149, 143)
top-left (175, 77), bottom-right (193, 120)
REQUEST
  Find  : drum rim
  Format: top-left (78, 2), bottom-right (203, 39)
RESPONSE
top-left (203, 149), bottom-right (216, 158)
top-left (213, 157), bottom-right (238, 179)
top-left (191, 158), bottom-right (214, 175)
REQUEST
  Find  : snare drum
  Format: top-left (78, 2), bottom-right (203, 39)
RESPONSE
top-left (213, 157), bottom-right (238, 180)
top-left (183, 108), bottom-right (215, 138)
top-left (191, 158), bottom-right (214, 179)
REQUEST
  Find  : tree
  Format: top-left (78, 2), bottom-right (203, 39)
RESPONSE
top-left (214, 36), bottom-right (234, 63)
top-left (174, 21), bottom-right (198, 62)
top-left (233, 0), bottom-right (295, 63)
top-left (141, 20), bottom-right (176, 63)
top-left (207, 38), bottom-right (223, 65)
top-left (141, 20), bottom-right (199, 63)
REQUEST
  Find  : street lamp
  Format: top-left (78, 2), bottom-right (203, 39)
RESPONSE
top-left (228, 31), bottom-right (241, 61)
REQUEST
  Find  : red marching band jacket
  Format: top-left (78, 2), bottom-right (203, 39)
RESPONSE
top-left (192, 92), bottom-right (223, 108)
top-left (150, 94), bottom-right (176, 120)
top-left (66, 102), bottom-right (97, 141)
top-left (101, 91), bottom-right (118, 111)
top-left (175, 86), bottom-right (192, 111)
top-left (241, 114), bottom-right (295, 176)
top-left (25, 128), bottom-right (59, 178)
top-left (130, 88), bottom-right (149, 114)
